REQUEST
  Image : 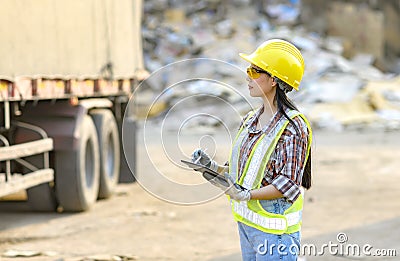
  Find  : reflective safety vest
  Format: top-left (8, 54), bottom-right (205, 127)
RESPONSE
top-left (228, 110), bottom-right (312, 235)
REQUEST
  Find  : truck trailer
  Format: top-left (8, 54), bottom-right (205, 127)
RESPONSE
top-left (0, 0), bottom-right (146, 211)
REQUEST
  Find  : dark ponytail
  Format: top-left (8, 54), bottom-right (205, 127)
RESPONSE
top-left (302, 153), bottom-right (312, 189)
top-left (275, 79), bottom-right (312, 189)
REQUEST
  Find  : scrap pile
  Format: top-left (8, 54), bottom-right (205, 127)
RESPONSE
top-left (139, 0), bottom-right (400, 131)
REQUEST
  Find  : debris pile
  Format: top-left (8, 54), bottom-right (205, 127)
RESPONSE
top-left (140, 0), bottom-right (400, 132)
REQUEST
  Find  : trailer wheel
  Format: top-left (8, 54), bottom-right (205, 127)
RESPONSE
top-left (90, 109), bottom-right (120, 199)
top-left (55, 115), bottom-right (100, 212)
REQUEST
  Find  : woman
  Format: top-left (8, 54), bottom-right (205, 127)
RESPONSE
top-left (192, 39), bottom-right (312, 260)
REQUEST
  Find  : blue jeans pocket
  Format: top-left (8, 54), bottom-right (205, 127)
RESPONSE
top-left (259, 198), bottom-right (292, 214)
top-left (259, 199), bottom-right (277, 213)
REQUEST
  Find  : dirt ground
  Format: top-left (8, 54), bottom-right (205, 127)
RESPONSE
top-left (0, 128), bottom-right (399, 261)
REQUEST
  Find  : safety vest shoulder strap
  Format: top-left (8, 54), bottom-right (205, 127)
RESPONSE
top-left (238, 110), bottom-right (302, 189)
top-left (228, 110), bottom-right (257, 182)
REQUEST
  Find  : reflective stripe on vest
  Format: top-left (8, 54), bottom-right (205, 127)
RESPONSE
top-left (233, 200), bottom-right (302, 229)
top-left (228, 110), bottom-right (312, 235)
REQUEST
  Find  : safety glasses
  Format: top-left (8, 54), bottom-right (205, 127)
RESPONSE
top-left (246, 67), bottom-right (271, 79)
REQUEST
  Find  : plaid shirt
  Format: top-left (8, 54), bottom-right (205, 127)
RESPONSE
top-left (237, 106), bottom-right (310, 203)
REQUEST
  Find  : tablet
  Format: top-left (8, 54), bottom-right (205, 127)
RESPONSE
top-left (181, 159), bottom-right (230, 187)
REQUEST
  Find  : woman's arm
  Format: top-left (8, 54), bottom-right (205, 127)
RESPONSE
top-left (249, 184), bottom-right (283, 200)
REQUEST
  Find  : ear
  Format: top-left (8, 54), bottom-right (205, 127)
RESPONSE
top-left (271, 77), bottom-right (277, 87)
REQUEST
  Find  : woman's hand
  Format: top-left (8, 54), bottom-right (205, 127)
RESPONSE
top-left (223, 173), bottom-right (251, 201)
top-left (191, 148), bottom-right (219, 172)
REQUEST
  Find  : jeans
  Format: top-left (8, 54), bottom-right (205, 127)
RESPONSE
top-left (237, 198), bottom-right (301, 261)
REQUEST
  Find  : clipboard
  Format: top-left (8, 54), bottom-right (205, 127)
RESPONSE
top-left (181, 159), bottom-right (230, 187)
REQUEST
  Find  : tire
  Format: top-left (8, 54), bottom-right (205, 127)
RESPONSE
top-left (90, 109), bottom-right (120, 199)
top-left (55, 115), bottom-right (100, 212)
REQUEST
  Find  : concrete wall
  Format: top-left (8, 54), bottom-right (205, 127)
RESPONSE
top-left (301, 0), bottom-right (400, 59)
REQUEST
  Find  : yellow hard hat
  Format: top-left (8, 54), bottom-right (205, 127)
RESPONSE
top-left (239, 39), bottom-right (305, 90)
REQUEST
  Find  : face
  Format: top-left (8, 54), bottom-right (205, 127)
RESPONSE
top-left (246, 65), bottom-right (276, 98)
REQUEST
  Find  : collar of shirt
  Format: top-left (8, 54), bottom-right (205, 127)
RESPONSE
top-left (245, 106), bottom-right (285, 134)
